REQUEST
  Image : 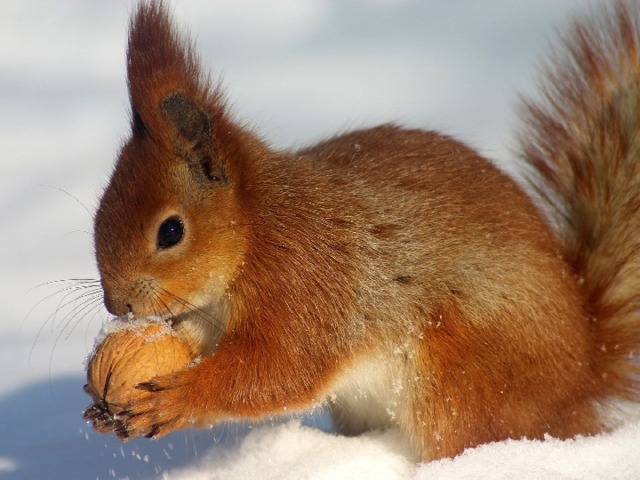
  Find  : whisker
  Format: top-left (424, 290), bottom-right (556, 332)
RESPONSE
top-left (49, 290), bottom-right (104, 365)
top-left (152, 290), bottom-right (202, 349)
top-left (81, 295), bottom-right (110, 351)
top-left (158, 288), bottom-right (212, 323)
top-left (60, 229), bottom-right (92, 239)
top-left (37, 183), bottom-right (93, 217)
top-left (47, 302), bottom-right (105, 382)
top-left (41, 285), bottom-right (102, 334)
top-left (30, 284), bottom-right (100, 361)
top-left (23, 278), bottom-right (101, 328)
top-left (28, 278), bottom-right (101, 294)
top-left (58, 290), bottom-right (105, 340)
top-left (158, 287), bottom-right (225, 337)
top-left (26, 277), bottom-right (106, 388)
top-left (150, 288), bottom-right (174, 320)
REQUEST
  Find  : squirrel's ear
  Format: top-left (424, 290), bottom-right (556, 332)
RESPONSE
top-left (161, 91), bottom-right (227, 183)
top-left (126, 1), bottom-right (227, 182)
top-left (160, 91), bottom-right (211, 145)
top-left (126, 2), bottom-right (219, 140)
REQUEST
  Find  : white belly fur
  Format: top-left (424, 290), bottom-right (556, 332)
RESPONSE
top-left (327, 350), bottom-right (409, 435)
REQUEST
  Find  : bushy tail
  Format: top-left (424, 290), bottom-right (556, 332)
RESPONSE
top-left (518, 1), bottom-right (640, 408)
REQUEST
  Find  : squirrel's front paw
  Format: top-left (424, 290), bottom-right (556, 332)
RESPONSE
top-left (113, 373), bottom-right (191, 439)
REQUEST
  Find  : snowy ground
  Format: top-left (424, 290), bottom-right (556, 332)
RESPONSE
top-left (3, 1), bottom-right (640, 479)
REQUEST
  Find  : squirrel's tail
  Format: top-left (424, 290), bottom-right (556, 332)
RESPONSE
top-left (518, 1), bottom-right (640, 417)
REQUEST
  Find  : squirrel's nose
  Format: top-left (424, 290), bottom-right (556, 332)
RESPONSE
top-left (103, 289), bottom-right (132, 317)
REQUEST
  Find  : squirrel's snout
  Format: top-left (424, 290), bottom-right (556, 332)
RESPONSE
top-left (102, 288), bottom-right (131, 317)
top-left (101, 276), bottom-right (164, 318)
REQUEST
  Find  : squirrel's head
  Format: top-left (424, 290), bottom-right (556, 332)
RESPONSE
top-left (94, 2), bottom-right (254, 320)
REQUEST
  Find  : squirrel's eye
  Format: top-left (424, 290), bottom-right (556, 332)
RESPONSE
top-left (157, 216), bottom-right (184, 249)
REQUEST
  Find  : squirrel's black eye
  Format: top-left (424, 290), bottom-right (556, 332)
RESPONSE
top-left (157, 216), bottom-right (184, 249)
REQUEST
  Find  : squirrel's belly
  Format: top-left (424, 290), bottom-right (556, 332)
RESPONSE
top-left (327, 350), bottom-right (411, 435)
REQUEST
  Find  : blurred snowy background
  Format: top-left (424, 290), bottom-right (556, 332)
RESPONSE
top-left (3, 1), bottom-right (640, 479)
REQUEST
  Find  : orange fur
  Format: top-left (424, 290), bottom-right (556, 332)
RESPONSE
top-left (89, 1), bottom-right (640, 461)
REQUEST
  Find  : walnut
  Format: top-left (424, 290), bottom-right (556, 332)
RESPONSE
top-left (83, 322), bottom-right (196, 434)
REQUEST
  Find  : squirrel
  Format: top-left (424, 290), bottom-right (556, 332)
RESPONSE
top-left (87, 1), bottom-right (640, 461)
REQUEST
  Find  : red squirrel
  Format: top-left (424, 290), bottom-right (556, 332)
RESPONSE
top-left (87, 1), bottom-right (640, 461)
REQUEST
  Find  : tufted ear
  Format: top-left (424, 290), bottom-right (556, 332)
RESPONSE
top-left (126, 2), bottom-right (220, 137)
top-left (126, 1), bottom-right (227, 182)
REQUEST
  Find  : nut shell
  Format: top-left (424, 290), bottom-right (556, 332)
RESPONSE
top-left (85, 322), bottom-right (195, 430)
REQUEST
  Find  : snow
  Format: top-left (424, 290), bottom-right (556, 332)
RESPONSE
top-left (415, 424), bottom-right (640, 480)
top-left (2, 1), bottom-right (639, 479)
top-left (165, 421), bottom-right (415, 480)
top-left (164, 421), bottom-right (640, 480)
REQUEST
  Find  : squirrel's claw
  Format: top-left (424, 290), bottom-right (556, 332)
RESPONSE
top-left (106, 373), bottom-right (189, 440)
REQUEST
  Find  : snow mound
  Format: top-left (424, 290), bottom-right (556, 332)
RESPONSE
top-left (163, 420), bottom-right (640, 480)
top-left (166, 421), bottom-right (415, 480)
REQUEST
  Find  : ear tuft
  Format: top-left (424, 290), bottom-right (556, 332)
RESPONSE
top-left (126, 1), bottom-right (219, 142)
top-left (161, 91), bottom-right (212, 143)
